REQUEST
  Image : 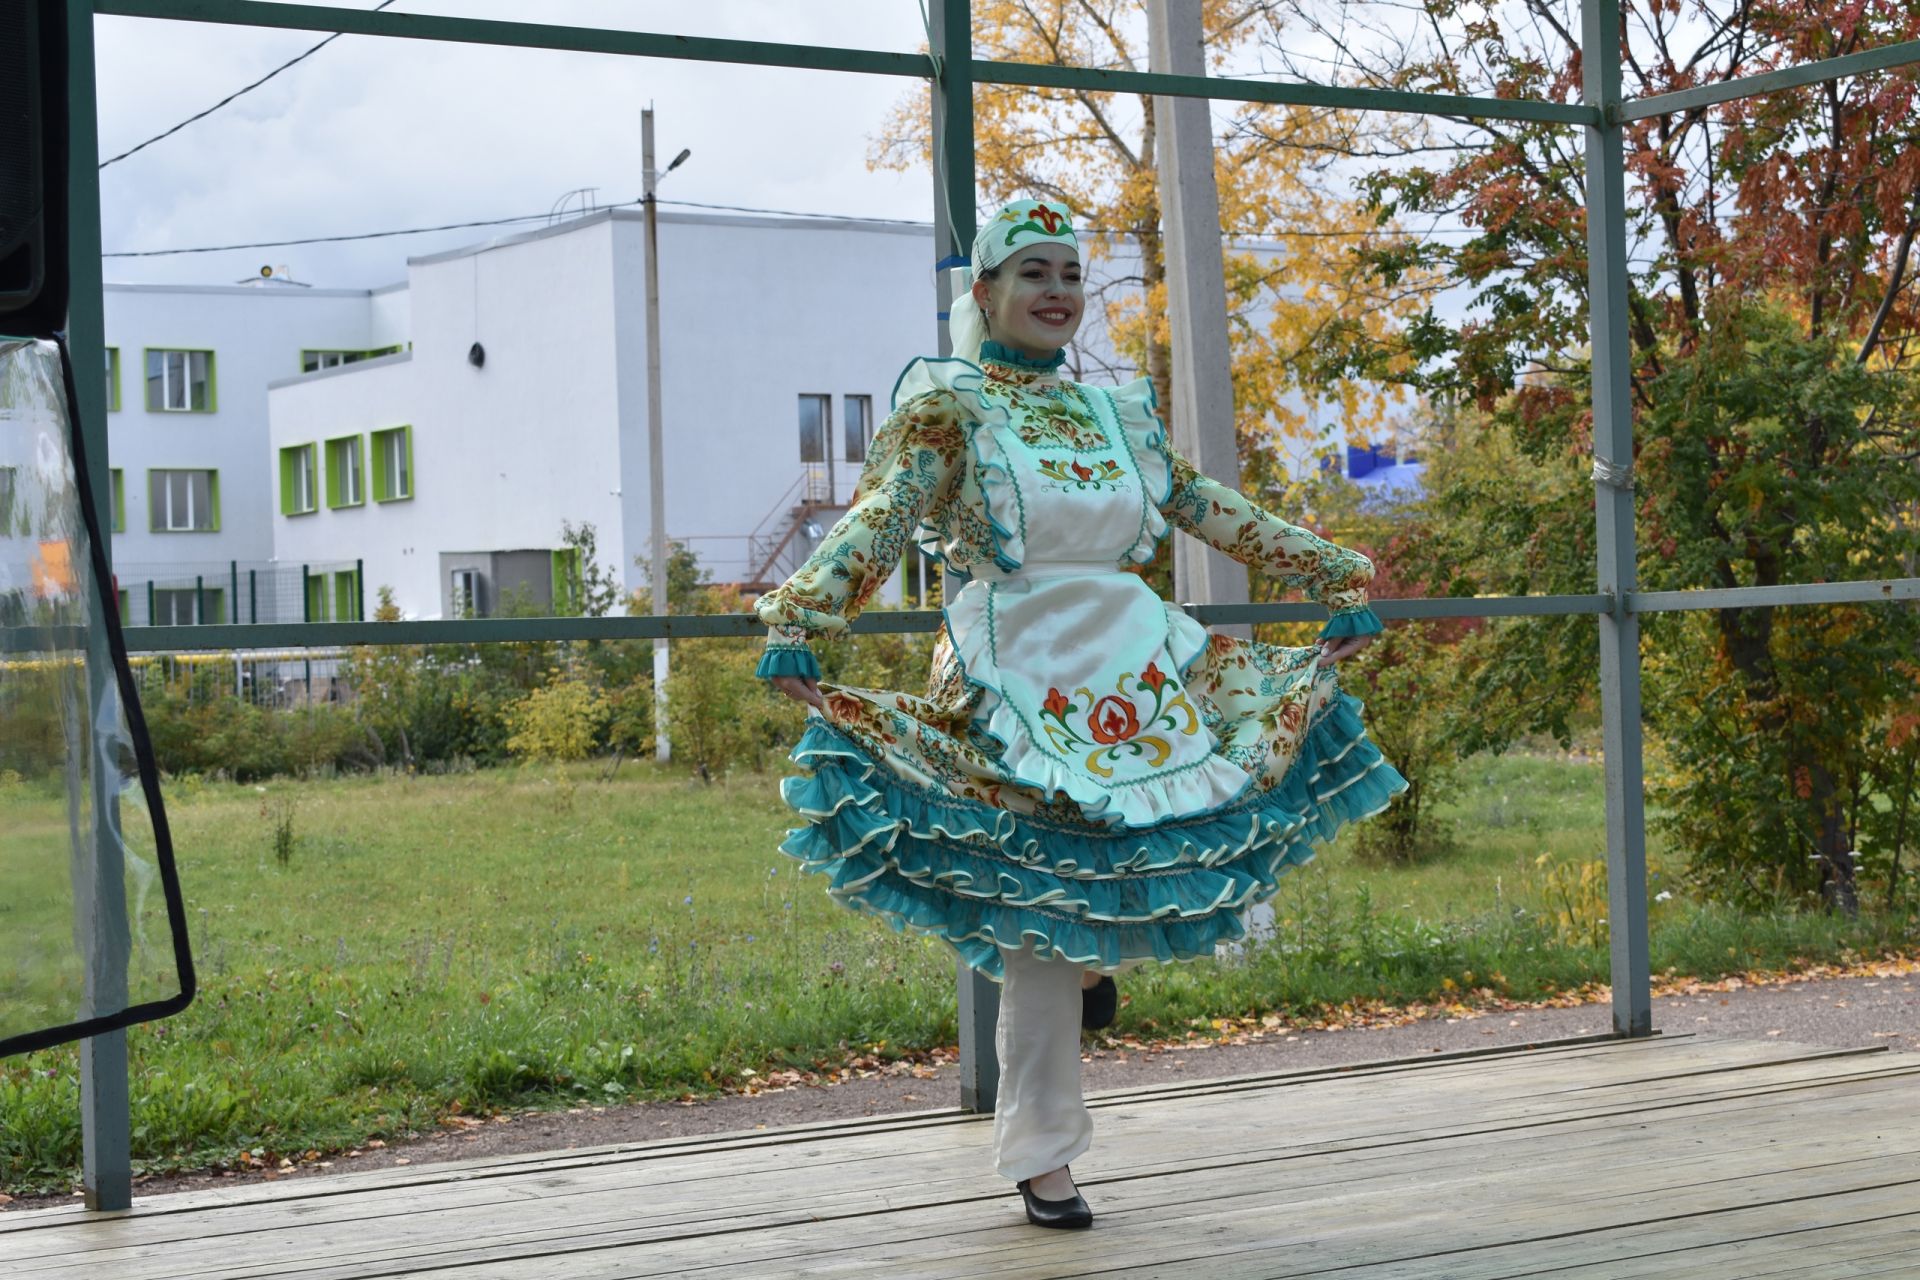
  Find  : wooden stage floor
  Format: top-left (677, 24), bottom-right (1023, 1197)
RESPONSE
top-left (7, 1033), bottom-right (1920, 1278)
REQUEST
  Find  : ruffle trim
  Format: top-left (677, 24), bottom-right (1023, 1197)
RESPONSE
top-left (1319, 606), bottom-right (1384, 640)
top-left (776, 690), bottom-right (1410, 980)
top-left (1085, 377), bottom-right (1173, 566)
top-left (756, 644), bottom-right (821, 680)
top-left (894, 355), bottom-right (1027, 573)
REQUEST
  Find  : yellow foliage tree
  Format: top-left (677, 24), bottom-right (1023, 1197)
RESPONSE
top-left (503, 671), bottom-right (610, 763)
top-left (869, 0), bottom-right (1439, 492)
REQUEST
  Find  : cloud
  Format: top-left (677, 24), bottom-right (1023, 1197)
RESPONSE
top-left (94, 1), bottom-right (934, 288)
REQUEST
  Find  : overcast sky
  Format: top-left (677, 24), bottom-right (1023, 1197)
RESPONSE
top-left (94, 2), bottom-right (941, 289)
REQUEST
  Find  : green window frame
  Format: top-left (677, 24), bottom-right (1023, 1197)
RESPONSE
top-left (301, 345), bottom-right (405, 374)
top-left (105, 347), bottom-right (120, 413)
top-left (371, 425), bottom-right (414, 502)
top-left (304, 572), bottom-right (329, 622)
top-left (143, 348), bottom-right (217, 413)
top-left (332, 569), bottom-right (362, 623)
top-left (324, 435), bottom-right (366, 509)
top-left (110, 468), bottom-right (125, 533)
top-left (0, 466), bottom-right (15, 535)
top-left (146, 469), bottom-right (220, 533)
top-left (152, 587), bottom-right (225, 626)
top-left (550, 547), bottom-right (583, 615)
top-left (279, 443), bottom-right (319, 516)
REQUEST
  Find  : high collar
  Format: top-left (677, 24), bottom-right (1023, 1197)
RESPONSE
top-left (980, 340), bottom-right (1068, 389)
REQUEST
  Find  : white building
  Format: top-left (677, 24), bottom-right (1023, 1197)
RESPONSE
top-left (94, 209), bottom-right (1371, 629)
top-left (103, 276), bottom-right (408, 624)
top-left (267, 209), bottom-right (937, 620)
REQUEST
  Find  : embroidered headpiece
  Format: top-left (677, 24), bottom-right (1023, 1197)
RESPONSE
top-left (945, 199), bottom-right (1080, 368)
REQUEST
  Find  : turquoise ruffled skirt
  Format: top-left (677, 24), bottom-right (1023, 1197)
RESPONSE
top-left (777, 684), bottom-right (1408, 981)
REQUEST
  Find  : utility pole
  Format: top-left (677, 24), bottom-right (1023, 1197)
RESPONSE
top-left (644, 107), bottom-right (672, 761)
top-left (1148, 0), bottom-right (1247, 636)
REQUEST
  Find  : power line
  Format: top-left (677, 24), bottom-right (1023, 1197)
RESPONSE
top-left (99, 1), bottom-right (399, 170)
top-left (102, 201), bottom-right (644, 258)
top-left (103, 196), bottom-right (1479, 258)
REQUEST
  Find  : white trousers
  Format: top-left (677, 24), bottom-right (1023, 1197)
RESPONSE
top-left (992, 944), bottom-right (1093, 1182)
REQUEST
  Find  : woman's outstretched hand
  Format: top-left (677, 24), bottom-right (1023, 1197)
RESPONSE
top-left (771, 675), bottom-right (825, 709)
top-left (1316, 634), bottom-right (1376, 668)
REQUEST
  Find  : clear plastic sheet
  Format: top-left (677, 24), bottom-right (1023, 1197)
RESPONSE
top-left (0, 337), bottom-right (192, 1056)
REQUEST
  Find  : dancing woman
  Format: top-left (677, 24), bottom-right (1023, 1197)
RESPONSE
top-left (754, 199), bottom-right (1408, 1228)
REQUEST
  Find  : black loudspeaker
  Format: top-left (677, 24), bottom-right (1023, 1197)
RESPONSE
top-left (0, 0), bottom-right (70, 338)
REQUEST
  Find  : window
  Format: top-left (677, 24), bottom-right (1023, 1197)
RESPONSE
top-left (372, 426), bottom-right (413, 501)
top-left (450, 569), bottom-right (483, 618)
top-left (325, 435), bottom-right (365, 509)
top-left (301, 345), bottom-right (403, 374)
top-left (148, 469), bottom-right (218, 532)
top-left (845, 395), bottom-right (872, 463)
top-left (110, 468), bottom-right (125, 533)
top-left (280, 444), bottom-right (318, 516)
top-left (144, 349), bottom-right (215, 412)
top-left (0, 467), bottom-right (15, 535)
top-left (333, 569), bottom-right (361, 622)
top-left (305, 572), bottom-right (330, 622)
top-left (550, 547), bottom-right (582, 615)
top-left (798, 393), bottom-right (830, 463)
top-left (105, 347), bottom-right (120, 412)
top-left (152, 588), bottom-right (225, 626)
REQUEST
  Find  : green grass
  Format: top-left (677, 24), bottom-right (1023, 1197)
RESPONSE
top-left (2, 752), bottom-right (1914, 1195)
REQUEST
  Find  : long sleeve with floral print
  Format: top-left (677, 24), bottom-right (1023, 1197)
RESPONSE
top-left (1158, 448), bottom-right (1376, 619)
top-left (754, 393), bottom-right (968, 656)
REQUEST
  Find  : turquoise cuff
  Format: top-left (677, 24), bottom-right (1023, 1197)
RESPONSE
top-left (1318, 606), bottom-right (1383, 641)
top-left (757, 645), bottom-right (821, 681)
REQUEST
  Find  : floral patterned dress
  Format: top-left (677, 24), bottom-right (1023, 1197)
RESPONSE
top-left (754, 343), bottom-right (1408, 980)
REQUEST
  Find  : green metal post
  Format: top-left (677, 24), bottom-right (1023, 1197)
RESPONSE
top-left (1581, 0), bottom-right (1652, 1037)
top-left (930, 0), bottom-right (998, 1117)
top-left (67, 0), bottom-right (133, 1212)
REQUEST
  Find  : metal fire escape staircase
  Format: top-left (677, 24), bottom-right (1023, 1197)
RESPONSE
top-left (741, 467), bottom-right (837, 592)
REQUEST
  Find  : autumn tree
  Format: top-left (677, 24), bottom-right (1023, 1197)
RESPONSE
top-left (869, 0), bottom-right (1440, 497)
top-left (1283, 0), bottom-right (1920, 909)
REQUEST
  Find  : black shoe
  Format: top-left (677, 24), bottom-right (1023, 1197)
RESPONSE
top-left (1081, 974), bottom-right (1117, 1030)
top-left (1017, 1171), bottom-right (1094, 1229)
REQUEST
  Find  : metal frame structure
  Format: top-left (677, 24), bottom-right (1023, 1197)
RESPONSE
top-left (59, 0), bottom-right (1920, 1211)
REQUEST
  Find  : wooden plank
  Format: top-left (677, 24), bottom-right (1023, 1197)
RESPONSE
top-left (152, 1067), bottom-right (1920, 1280)
top-left (0, 1033), bottom-right (1704, 1240)
top-left (0, 1036), bottom-right (1740, 1241)
top-left (0, 1032), bottom-right (1816, 1239)
top-left (10, 1042), bottom-right (1898, 1271)
top-left (8, 1036), bottom-right (1914, 1280)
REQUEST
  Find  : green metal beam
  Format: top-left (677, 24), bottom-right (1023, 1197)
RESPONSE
top-left (1582, 0), bottom-right (1652, 1041)
top-left (1620, 37), bottom-right (1920, 122)
top-left (65, 0), bottom-right (134, 1214)
top-left (93, 0), bottom-right (935, 79)
top-left (96, 0), bottom-right (1596, 125)
top-left (1630, 578), bottom-right (1920, 613)
top-left (974, 60), bottom-right (1597, 125)
top-left (85, 580), bottom-right (1920, 654)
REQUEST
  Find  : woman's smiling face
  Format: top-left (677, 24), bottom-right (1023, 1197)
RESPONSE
top-left (974, 243), bottom-right (1084, 359)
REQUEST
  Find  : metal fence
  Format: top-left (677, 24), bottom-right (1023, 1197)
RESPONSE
top-left (57, 0), bottom-right (1920, 1211)
top-left (111, 559), bottom-right (362, 628)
